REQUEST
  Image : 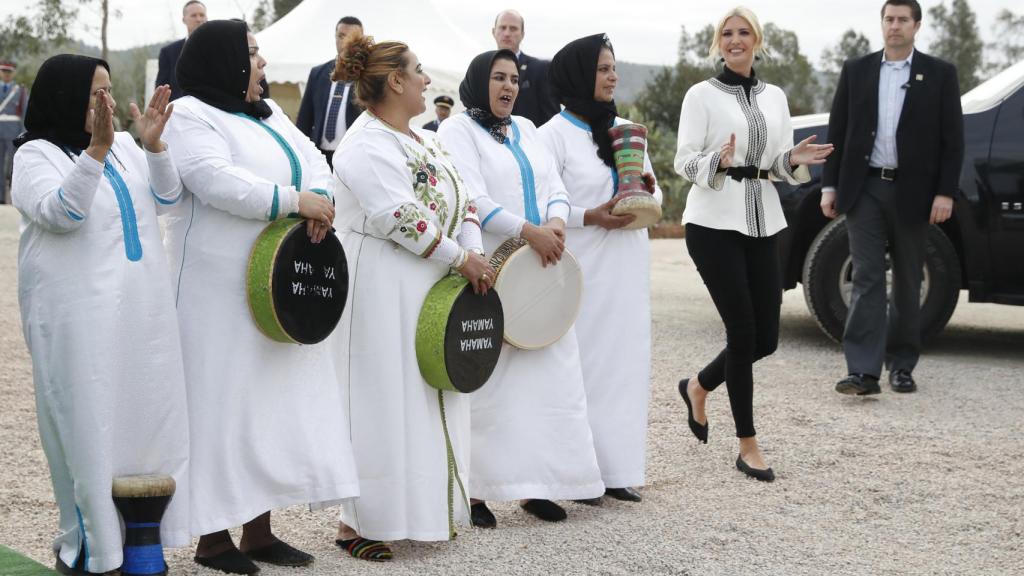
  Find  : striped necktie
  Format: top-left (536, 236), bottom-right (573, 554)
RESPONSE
top-left (324, 83), bottom-right (344, 142)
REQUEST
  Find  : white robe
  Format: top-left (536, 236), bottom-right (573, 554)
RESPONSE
top-left (538, 111), bottom-right (663, 488)
top-left (438, 112), bottom-right (604, 502)
top-left (333, 113), bottom-right (481, 541)
top-left (13, 133), bottom-right (190, 573)
top-left (162, 97), bottom-right (359, 535)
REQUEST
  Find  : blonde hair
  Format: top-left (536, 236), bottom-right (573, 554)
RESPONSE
top-left (707, 7), bottom-right (766, 61)
top-left (332, 31), bottom-right (409, 107)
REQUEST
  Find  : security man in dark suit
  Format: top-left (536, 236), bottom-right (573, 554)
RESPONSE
top-left (492, 10), bottom-right (559, 127)
top-left (156, 0), bottom-right (207, 99)
top-left (822, 0), bottom-right (963, 396)
top-left (296, 16), bottom-right (363, 169)
top-left (422, 95), bottom-right (454, 131)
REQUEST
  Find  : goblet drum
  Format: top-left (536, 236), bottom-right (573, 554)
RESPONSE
top-left (111, 474), bottom-right (176, 576)
top-left (608, 123), bottom-right (661, 230)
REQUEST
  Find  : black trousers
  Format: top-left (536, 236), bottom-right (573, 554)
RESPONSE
top-left (843, 178), bottom-right (927, 376)
top-left (685, 224), bottom-right (781, 438)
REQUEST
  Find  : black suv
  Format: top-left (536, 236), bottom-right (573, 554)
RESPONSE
top-left (777, 60), bottom-right (1024, 341)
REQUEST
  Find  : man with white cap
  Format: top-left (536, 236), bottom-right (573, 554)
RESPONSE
top-left (0, 59), bottom-right (27, 203)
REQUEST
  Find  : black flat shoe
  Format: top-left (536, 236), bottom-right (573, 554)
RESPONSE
top-left (244, 540), bottom-right (313, 567)
top-left (889, 369), bottom-right (917, 393)
top-left (678, 378), bottom-right (708, 443)
top-left (604, 487), bottom-right (642, 502)
top-left (471, 502), bottom-right (497, 528)
top-left (736, 455), bottom-right (775, 483)
top-left (573, 497), bottom-right (602, 506)
top-left (520, 499), bottom-right (567, 522)
top-left (195, 548), bottom-right (261, 574)
top-left (835, 373), bottom-right (881, 396)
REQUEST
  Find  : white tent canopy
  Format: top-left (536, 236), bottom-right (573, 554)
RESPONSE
top-left (256, 0), bottom-right (486, 119)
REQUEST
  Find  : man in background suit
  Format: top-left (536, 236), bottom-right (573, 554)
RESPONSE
top-left (296, 16), bottom-right (363, 169)
top-left (0, 60), bottom-right (27, 204)
top-left (422, 95), bottom-right (453, 131)
top-left (492, 9), bottom-right (559, 127)
top-left (822, 0), bottom-right (963, 396)
top-left (156, 0), bottom-right (207, 99)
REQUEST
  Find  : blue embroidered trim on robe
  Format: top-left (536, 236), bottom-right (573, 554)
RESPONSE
top-left (502, 121), bottom-right (540, 225)
top-left (235, 114), bottom-right (302, 221)
top-left (103, 159), bottom-right (143, 262)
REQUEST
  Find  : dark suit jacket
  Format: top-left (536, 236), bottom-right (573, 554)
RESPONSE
top-left (823, 50), bottom-right (964, 224)
top-left (513, 52), bottom-right (560, 127)
top-left (296, 59), bottom-right (361, 147)
top-left (156, 38), bottom-right (185, 100)
top-left (422, 119), bottom-right (440, 132)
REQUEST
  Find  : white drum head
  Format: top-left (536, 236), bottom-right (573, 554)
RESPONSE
top-left (492, 244), bottom-right (583, 350)
top-left (611, 194), bottom-right (662, 230)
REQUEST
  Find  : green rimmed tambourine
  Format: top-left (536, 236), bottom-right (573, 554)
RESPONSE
top-left (247, 218), bottom-right (348, 344)
top-left (416, 274), bottom-right (504, 392)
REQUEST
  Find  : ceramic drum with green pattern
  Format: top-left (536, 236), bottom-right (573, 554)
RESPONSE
top-left (247, 218), bottom-right (349, 344)
top-left (416, 274), bottom-right (504, 393)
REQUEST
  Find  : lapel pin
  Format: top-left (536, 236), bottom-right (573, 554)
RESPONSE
top-left (916, 73), bottom-right (924, 81)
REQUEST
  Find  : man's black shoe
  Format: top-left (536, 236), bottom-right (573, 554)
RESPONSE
top-left (835, 373), bottom-right (881, 396)
top-left (889, 369), bottom-right (917, 393)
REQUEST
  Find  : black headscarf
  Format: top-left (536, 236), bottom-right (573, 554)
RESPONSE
top-left (549, 33), bottom-right (618, 168)
top-left (14, 54), bottom-right (109, 151)
top-left (176, 19), bottom-right (272, 119)
top-left (459, 49), bottom-right (517, 144)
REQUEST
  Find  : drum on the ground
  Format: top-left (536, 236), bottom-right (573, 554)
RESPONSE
top-left (247, 218), bottom-right (349, 344)
top-left (416, 274), bottom-right (504, 393)
top-left (111, 474), bottom-right (176, 576)
top-left (489, 238), bottom-right (583, 350)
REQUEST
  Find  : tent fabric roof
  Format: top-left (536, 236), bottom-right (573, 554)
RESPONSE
top-left (257, 0), bottom-right (484, 90)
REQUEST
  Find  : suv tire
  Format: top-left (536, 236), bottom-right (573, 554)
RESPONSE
top-left (801, 216), bottom-right (961, 343)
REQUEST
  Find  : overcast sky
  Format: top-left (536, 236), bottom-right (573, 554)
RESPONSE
top-left (0, 0), bottom-right (1013, 66)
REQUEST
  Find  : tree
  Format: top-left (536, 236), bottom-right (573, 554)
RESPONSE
top-left (251, 0), bottom-right (274, 32)
top-left (0, 0), bottom-right (78, 62)
top-left (272, 0), bottom-right (302, 21)
top-left (758, 23), bottom-right (818, 115)
top-left (819, 29), bottom-right (871, 111)
top-left (984, 9), bottom-right (1024, 77)
top-left (927, 0), bottom-right (984, 92)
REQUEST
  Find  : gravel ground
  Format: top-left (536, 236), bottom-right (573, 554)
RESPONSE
top-left (1, 204), bottom-right (1022, 575)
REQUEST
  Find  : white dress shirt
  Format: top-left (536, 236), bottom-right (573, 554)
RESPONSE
top-left (870, 49), bottom-right (913, 168)
top-left (318, 81), bottom-right (350, 151)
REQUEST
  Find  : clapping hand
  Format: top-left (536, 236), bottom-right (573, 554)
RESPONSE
top-left (719, 133), bottom-right (736, 169)
top-left (131, 85), bottom-right (174, 153)
top-left (86, 89), bottom-right (115, 162)
top-left (789, 134), bottom-right (834, 166)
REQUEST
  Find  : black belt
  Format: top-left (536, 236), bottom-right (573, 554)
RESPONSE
top-left (867, 166), bottom-right (898, 181)
top-left (724, 166), bottom-right (771, 182)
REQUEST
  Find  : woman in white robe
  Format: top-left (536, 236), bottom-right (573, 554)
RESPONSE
top-left (538, 34), bottom-right (663, 502)
top-left (331, 33), bottom-right (493, 560)
top-left (160, 21), bottom-right (358, 574)
top-left (438, 49), bottom-right (604, 527)
top-left (13, 54), bottom-right (189, 575)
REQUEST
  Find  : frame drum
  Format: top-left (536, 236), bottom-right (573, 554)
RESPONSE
top-left (247, 218), bottom-right (349, 344)
top-left (416, 274), bottom-right (504, 393)
top-left (489, 238), bottom-right (584, 350)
